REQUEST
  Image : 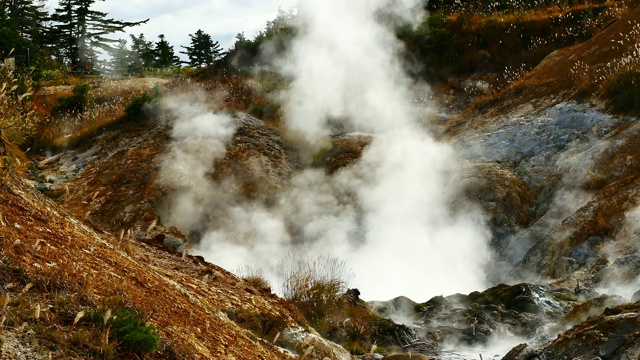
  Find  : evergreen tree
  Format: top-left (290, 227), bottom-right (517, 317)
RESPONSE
top-left (225, 32), bottom-right (258, 70)
top-left (223, 8), bottom-right (297, 71)
top-left (48, 0), bottom-right (148, 70)
top-left (129, 33), bottom-right (154, 68)
top-left (0, 0), bottom-right (48, 62)
top-left (180, 29), bottom-right (222, 68)
top-left (153, 34), bottom-right (180, 68)
top-left (106, 39), bottom-right (135, 74)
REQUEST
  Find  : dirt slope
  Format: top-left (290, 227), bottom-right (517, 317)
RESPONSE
top-left (448, 5), bottom-right (640, 134)
top-left (1, 171), bottom-right (303, 359)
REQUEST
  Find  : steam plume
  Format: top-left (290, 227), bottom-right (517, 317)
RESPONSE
top-left (157, 92), bottom-right (236, 235)
top-left (278, 0), bottom-right (492, 300)
top-left (159, 0), bottom-right (492, 302)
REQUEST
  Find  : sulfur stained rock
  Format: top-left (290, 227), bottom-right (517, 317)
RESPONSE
top-left (214, 113), bottom-right (296, 200)
top-left (321, 133), bottom-right (372, 175)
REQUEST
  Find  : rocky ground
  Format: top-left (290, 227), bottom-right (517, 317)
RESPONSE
top-left (3, 4), bottom-right (640, 360)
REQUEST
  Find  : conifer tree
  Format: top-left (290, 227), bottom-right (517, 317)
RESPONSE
top-left (106, 39), bottom-right (135, 74)
top-left (48, 0), bottom-right (148, 70)
top-left (180, 29), bottom-right (222, 68)
top-left (129, 33), bottom-right (154, 68)
top-left (0, 0), bottom-right (48, 61)
top-left (153, 34), bottom-right (180, 68)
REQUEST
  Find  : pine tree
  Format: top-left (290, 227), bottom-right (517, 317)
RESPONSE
top-left (180, 29), bottom-right (222, 68)
top-left (0, 0), bottom-right (48, 62)
top-left (129, 33), bottom-right (154, 68)
top-left (48, 0), bottom-right (148, 70)
top-left (106, 39), bottom-right (135, 74)
top-left (153, 34), bottom-right (180, 69)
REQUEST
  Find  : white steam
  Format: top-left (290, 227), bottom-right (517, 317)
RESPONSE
top-left (158, 0), bottom-right (492, 302)
top-left (598, 205), bottom-right (640, 299)
top-left (279, 0), bottom-right (491, 300)
top-left (156, 92), bottom-right (236, 235)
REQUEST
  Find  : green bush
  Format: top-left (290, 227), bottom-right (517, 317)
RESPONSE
top-left (40, 69), bottom-right (64, 82)
top-left (108, 309), bottom-right (160, 353)
top-left (605, 69), bottom-right (640, 115)
top-left (57, 84), bottom-right (91, 113)
top-left (124, 85), bottom-right (162, 120)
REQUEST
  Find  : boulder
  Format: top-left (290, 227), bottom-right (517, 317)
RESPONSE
top-left (502, 343), bottom-right (539, 360)
top-left (163, 235), bottom-right (186, 253)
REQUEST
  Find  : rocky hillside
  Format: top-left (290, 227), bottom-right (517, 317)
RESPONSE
top-left (1, 155), bottom-right (353, 359)
top-left (2, 3), bottom-right (640, 360)
top-left (440, 5), bottom-right (640, 359)
top-left (449, 4), bottom-right (640, 289)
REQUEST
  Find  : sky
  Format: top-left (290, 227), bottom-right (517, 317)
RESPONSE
top-left (43, 0), bottom-right (298, 57)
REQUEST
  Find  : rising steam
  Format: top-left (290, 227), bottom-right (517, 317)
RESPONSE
top-left (156, 92), bottom-right (236, 235)
top-left (158, 0), bottom-right (492, 302)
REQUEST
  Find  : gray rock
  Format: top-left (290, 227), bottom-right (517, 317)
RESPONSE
top-left (164, 236), bottom-right (186, 253)
top-left (599, 336), bottom-right (626, 359)
top-left (631, 290), bottom-right (640, 303)
top-left (570, 243), bottom-right (597, 264)
top-left (588, 236), bottom-right (603, 245)
top-left (613, 255), bottom-right (640, 268)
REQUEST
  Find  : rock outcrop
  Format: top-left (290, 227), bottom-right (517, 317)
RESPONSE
top-left (504, 302), bottom-right (640, 360)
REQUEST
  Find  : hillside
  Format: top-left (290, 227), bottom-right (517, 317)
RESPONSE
top-left (1, 158), bottom-right (347, 359)
top-left (2, 1), bottom-right (640, 360)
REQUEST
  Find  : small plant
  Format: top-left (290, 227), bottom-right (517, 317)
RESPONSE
top-left (278, 254), bottom-right (353, 334)
top-left (123, 86), bottom-right (161, 120)
top-left (107, 309), bottom-right (160, 354)
top-left (237, 265), bottom-right (271, 290)
top-left (40, 69), bottom-right (64, 82)
top-left (0, 64), bottom-right (44, 146)
top-left (223, 308), bottom-right (288, 342)
top-left (57, 84), bottom-right (91, 114)
top-left (604, 68), bottom-right (640, 114)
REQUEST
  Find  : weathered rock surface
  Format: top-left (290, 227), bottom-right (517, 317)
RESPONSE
top-left (437, 7), bottom-right (640, 295)
top-left (367, 283), bottom-right (611, 358)
top-left (504, 302), bottom-right (640, 360)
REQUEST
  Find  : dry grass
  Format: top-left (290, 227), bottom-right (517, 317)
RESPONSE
top-left (0, 65), bottom-right (47, 147)
top-left (451, 4), bottom-right (640, 130)
top-left (0, 173), bottom-right (303, 359)
top-left (237, 265), bottom-right (272, 291)
top-left (32, 80), bottom-right (158, 150)
top-left (0, 256), bottom-right (143, 358)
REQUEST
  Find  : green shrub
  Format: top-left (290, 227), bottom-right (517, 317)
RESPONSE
top-left (107, 309), bottom-right (160, 353)
top-left (84, 308), bottom-right (160, 354)
top-left (40, 69), bottom-right (64, 82)
top-left (124, 85), bottom-right (162, 120)
top-left (604, 68), bottom-right (640, 115)
top-left (57, 84), bottom-right (91, 113)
